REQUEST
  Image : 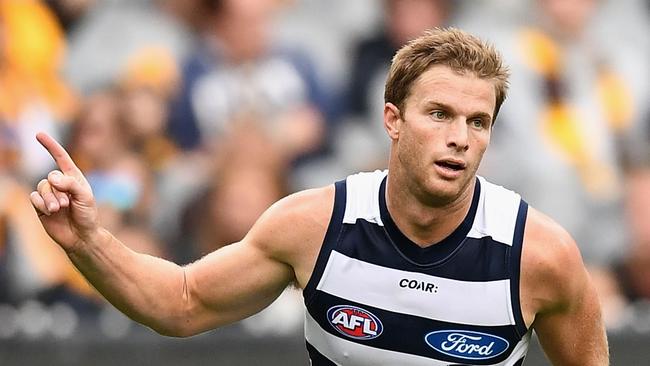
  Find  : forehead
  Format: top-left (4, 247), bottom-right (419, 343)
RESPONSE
top-left (406, 65), bottom-right (496, 117)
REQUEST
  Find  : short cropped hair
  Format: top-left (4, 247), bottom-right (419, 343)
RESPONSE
top-left (384, 27), bottom-right (509, 122)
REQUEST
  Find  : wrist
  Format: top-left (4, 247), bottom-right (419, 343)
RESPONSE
top-left (67, 227), bottom-right (113, 258)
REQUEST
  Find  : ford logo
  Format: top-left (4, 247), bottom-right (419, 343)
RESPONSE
top-left (424, 330), bottom-right (509, 360)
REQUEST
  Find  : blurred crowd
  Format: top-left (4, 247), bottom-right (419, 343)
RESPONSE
top-left (1, 0), bottom-right (650, 339)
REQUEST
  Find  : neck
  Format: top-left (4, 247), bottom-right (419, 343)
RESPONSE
top-left (385, 172), bottom-right (476, 248)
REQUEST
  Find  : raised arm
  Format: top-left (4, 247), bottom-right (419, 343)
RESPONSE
top-left (30, 132), bottom-right (332, 337)
top-left (522, 208), bottom-right (609, 365)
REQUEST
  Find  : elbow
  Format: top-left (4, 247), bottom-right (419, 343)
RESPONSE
top-left (150, 324), bottom-right (182, 338)
top-left (149, 267), bottom-right (212, 338)
top-left (152, 327), bottom-right (191, 338)
top-left (148, 267), bottom-right (197, 337)
top-left (149, 319), bottom-right (198, 338)
top-left (148, 307), bottom-right (228, 338)
top-left (146, 302), bottom-right (200, 338)
top-left (148, 302), bottom-right (209, 338)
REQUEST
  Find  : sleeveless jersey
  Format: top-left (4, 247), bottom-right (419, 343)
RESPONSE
top-left (303, 170), bottom-right (531, 365)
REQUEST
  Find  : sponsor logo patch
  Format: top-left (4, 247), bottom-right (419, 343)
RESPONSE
top-left (424, 330), bottom-right (509, 361)
top-left (327, 305), bottom-right (383, 340)
top-left (399, 278), bottom-right (438, 293)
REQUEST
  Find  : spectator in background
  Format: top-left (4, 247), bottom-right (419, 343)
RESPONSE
top-left (337, 0), bottom-right (453, 173)
top-left (119, 47), bottom-right (181, 175)
top-left (481, 0), bottom-right (630, 261)
top-left (67, 90), bottom-right (163, 259)
top-left (159, 0), bottom-right (331, 249)
top-left (112, 46), bottom-right (211, 252)
top-left (167, 0), bottom-right (328, 164)
top-left (477, 0), bottom-right (650, 326)
top-left (347, 0), bottom-right (453, 121)
top-left (0, 0), bottom-right (77, 182)
top-left (63, 0), bottom-right (190, 95)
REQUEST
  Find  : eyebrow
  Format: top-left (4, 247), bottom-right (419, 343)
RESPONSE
top-left (468, 112), bottom-right (493, 121)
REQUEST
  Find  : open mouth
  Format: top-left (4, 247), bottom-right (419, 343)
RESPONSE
top-left (435, 160), bottom-right (466, 171)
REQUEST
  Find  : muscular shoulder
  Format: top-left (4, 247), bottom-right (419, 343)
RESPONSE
top-left (521, 207), bottom-right (589, 314)
top-left (245, 185), bottom-right (335, 269)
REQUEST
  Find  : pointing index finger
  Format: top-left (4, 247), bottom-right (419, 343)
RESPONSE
top-left (36, 132), bottom-right (82, 177)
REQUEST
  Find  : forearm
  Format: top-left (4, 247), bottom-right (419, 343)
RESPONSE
top-left (67, 228), bottom-right (190, 336)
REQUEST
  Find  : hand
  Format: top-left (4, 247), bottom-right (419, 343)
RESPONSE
top-left (29, 132), bottom-right (102, 253)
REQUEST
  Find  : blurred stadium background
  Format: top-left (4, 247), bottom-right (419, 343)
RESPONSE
top-left (1, 0), bottom-right (649, 364)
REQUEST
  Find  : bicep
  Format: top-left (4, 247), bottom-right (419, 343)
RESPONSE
top-left (182, 240), bottom-right (294, 335)
top-left (174, 185), bottom-right (333, 336)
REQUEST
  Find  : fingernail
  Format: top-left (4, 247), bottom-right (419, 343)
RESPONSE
top-left (50, 174), bottom-right (60, 184)
top-left (59, 196), bottom-right (68, 206)
top-left (48, 202), bottom-right (57, 211)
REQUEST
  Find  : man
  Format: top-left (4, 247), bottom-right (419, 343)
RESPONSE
top-left (31, 28), bottom-right (608, 365)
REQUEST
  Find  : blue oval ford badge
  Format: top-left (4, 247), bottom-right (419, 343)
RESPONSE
top-left (424, 330), bottom-right (509, 361)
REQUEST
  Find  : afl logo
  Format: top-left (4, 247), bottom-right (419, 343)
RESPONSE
top-left (327, 305), bottom-right (383, 340)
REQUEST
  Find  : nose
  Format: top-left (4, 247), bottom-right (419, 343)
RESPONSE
top-left (446, 118), bottom-right (469, 151)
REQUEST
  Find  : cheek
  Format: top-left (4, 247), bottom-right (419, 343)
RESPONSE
top-left (472, 136), bottom-right (488, 153)
top-left (468, 137), bottom-right (490, 171)
top-left (398, 127), bottom-right (420, 155)
top-left (398, 131), bottom-right (434, 174)
top-left (471, 129), bottom-right (491, 152)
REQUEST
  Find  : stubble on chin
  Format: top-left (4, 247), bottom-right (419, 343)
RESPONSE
top-left (421, 169), bottom-right (476, 207)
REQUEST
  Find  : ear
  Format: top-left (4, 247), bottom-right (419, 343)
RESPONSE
top-left (384, 102), bottom-right (402, 140)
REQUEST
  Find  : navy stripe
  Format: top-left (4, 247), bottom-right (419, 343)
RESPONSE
top-left (308, 291), bottom-right (522, 365)
top-left (306, 341), bottom-right (337, 365)
top-left (509, 199), bottom-right (529, 337)
top-left (379, 177), bottom-right (482, 266)
top-left (335, 222), bottom-right (511, 281)
top-left (304, 180), bottom-right (347, 304)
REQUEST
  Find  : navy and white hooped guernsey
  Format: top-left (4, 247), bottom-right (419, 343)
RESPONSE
top-left (303, 170), bottom-right (531, 365)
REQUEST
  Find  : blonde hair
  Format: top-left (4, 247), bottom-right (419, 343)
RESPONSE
top-left (385, 27), bottom-right (510, 121)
